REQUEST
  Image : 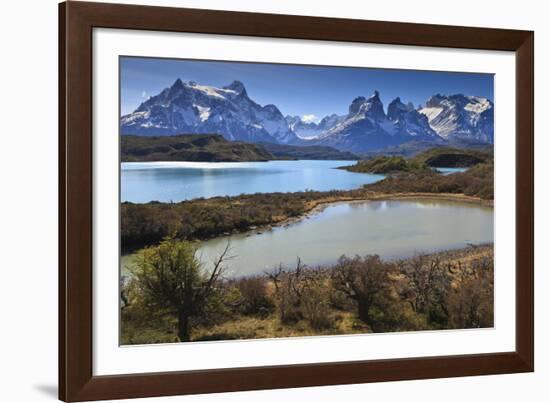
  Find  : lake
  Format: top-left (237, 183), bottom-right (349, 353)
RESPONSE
top-left (122, 199), bottom-right (493, 277)
top-left (196, 199), bottom-right (493, 277)
top-left (121, 160), bottom-right (384, 203)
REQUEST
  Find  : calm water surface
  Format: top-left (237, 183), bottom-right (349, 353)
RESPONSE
top-left (435, 167), bottom-right (468, 175)
top-left (121, 160), bottom-right (384, 203)
top-left (197, 199), bottom-right (493, 277)
top-left (123, 199), bottom-right (493, 277)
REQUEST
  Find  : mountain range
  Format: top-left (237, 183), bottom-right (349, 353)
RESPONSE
top-left (419, 94), bottom-right (494, 144)
top-left (285, 114), bottom-right (345, 140)
top-left (121, 79), bottom-right (494, 152)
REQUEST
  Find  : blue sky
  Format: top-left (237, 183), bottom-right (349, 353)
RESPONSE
top-left (120, 56), bottom-right (494, 121)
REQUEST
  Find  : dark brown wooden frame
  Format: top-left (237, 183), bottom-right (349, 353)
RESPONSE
top-left (59, 1), bottom-right (534, 401)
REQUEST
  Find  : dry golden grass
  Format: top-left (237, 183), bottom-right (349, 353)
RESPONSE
top-left (192, 311), bottom-right (370, 341)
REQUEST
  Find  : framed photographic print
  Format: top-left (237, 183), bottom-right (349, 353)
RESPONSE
top-left (59, 1), bottom-right (534, 401)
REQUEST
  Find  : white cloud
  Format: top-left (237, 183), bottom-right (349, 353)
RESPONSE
top-left (301, 114), bottom-right (317, 123)
top-left (141, 91), bottom-right (147, 98)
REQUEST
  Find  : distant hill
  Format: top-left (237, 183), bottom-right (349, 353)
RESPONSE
top-left (411, 147), bottom-right (492, 167)
top-left (259, 142), bottom-right (358, 160)
top-left (361, 140), bottom-right (446, 159)
top-left (121, 134), bottom-right (272, 162)
top-left (340, 156), bottom-right (428, 174)
top-left (361, 139), bottom-right (492, 159)
top-left (341, 146), bottom-right (491, 174)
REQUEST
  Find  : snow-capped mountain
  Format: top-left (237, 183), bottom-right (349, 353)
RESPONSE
top-left (121, 79), bottom-right (298, 144)
top-left (419, 94), bottom-right (494, 143)
top-left (121, 79), bottom-right (493, 152)
top-left (316, 92), bottom-right (442, 152)
top-left (285, 114), bottom-right (345, 139)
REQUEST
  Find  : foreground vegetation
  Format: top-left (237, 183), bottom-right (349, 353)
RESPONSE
top-left (121, 239), bottom-right (494, 344)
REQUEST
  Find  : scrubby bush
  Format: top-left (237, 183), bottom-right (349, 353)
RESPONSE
top-left (266, 260), bottom-right (308, 324)
top-left (367, 160), bottom-right (493, 200)
top-left (446, 256), bottom-right (494, 328)
top-left (396, 255), bottom-right (452, 315)
top-left (300, 273), bottom-right (333, 330)
top-left (231, 276), bottom-right (274, 318)
top-left (121, 191), bottom-right (340, 250)
top-left (331, 255), bottom-right (393, 329)
top-left (266, 261), bottom-right (335, 330)
top-left (127, 237), bottom-right (232, 342)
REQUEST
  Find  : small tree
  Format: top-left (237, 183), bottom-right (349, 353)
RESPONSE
top-left (331, 254), bottom-right (392, 328)
top-left (132, 237), bottom-right (232, 341)
top-left (267, 259), bottom-right (333, 330)
top-left (446, 256), bottom-right (494, 329)
top-left (397, 255), bottom-right (451, 316)
top-left (232, 276), bottom-right (274, 317)
top-left (266, 259), bottom-right (308, 324)
top-left (300, 271), bottom-right (333, 330)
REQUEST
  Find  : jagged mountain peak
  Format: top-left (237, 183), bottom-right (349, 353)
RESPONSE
top-left (426, 93), bottom-right (446, 107)
top-left (263, 104), bottom-right (279, 113)
top-left (361, 91), bottom-right (386, 121)
top-left (121, 80), bottom-right (493, 151)
top-left (223, 80), bottom-right (247, 95)
top-left (171, 78), bottom-right (185, 90)
top-left (349, 97), bottom-right (367, 114)
top-left (419, 94), bottom-right (493, 143)
top-left (121, 79), bottom-right (297, 144)
top-left (346, 93), bottom-right (385, 121)
top-left (369, 90), bottom-right (381, 100)
top-left (318, 91), bottom-right (441, 152)
top-left (387, 97), bottom-right (406, 120)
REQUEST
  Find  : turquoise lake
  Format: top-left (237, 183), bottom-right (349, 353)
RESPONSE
top-left (121, 160), bottom-right (384, 203)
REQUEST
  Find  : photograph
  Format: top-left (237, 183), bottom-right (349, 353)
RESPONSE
top-left (119, 56), bottom-right (495, 345)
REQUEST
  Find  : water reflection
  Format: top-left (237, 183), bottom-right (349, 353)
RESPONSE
top-left (197, 199), bottom-right (493, 277)
top-left (121, 160), bottom-right (384, 203)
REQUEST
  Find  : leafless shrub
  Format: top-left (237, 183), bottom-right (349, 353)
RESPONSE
top-left (331, 255), bottom-right (393, 328)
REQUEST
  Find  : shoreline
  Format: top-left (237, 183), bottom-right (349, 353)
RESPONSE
top-left (122, 191), bottom-right (493, 256)
top-left (222, 192), bottom-right (493, 239)
top-left (122, 192), bottom-right (493, 256)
